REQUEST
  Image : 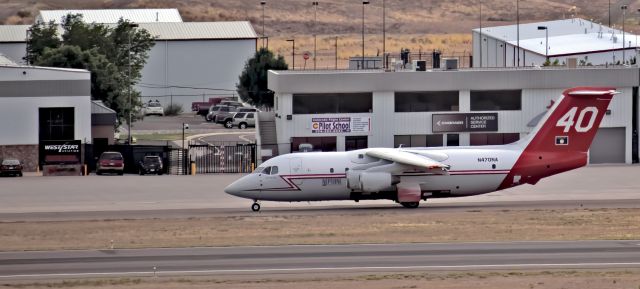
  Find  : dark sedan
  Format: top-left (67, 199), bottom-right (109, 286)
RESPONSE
top-left (0, 159), bottom-right (23, 177)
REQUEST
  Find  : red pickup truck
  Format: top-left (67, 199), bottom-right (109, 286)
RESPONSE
top-left (192, 98), bottom-right (229, 114)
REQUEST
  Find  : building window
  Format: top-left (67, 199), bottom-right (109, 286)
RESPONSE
top-left (39, 107), bottom-right (75, 141)
top-left (291, 137), bottom-right (337, 152)
top-left (345, 136), bottom-right (368, 151)
top-left (394, 134), bottom-right (443, 148)
top-left (470, 90), bottom-right (522, 111)
top-left (395, 91), bottom-right (459, 112)
top-left (470, 133), bottom-right (520, 145)
top-left (446, 134), bottom-right (460, 146)
top-left (293, 93), bottom-right (372, 114)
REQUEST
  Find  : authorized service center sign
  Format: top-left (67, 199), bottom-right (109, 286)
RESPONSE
top-left (311, 117), bottom-right (371, 133)
top-left (432, 113), bottom-right (498, 133)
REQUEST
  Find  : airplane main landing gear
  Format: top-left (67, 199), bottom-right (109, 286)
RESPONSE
top-left (251, 202), bottom-right (261, 212)
top-left (400, 202), bottom-right (420, 209)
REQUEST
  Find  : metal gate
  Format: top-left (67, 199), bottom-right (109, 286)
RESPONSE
top-left (189, 143), bottom-right (256, 173)
top-left (168, 148), bottom-right (188, 175)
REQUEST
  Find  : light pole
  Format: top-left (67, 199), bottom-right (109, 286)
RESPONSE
top-left (335, 36), bottom-right (338, 69)
top-left (609, 0), bottom-right (611, 27)
top-left (362, 1), bottom-right (369, 70)
top-left (622, 5), bottom-right (628, 64)
top-left (382, 0), bottom-right (386, 69)
top-left (516, 0), bottom-right (519, 67)
top-left (479, 0), bottom-right (482, 67)
top-left (312, 1), bottom-right (318, 70)
top-left (260, 1), bottom-right (266, 48)
top-left (127, 23), bottom-right (139, 145)
top-left (287, 39), bottom-right (295, 70)
top-left (538, 26), bottom-right (549, 63)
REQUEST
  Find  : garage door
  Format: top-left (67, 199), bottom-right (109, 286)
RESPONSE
top-left (589, 127), bottom-right (626, 164)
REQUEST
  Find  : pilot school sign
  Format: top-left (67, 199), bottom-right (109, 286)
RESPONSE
top-left (311, 117), bottom-right (371, 133)
top-left (432, 113), bottom-right (498, 133)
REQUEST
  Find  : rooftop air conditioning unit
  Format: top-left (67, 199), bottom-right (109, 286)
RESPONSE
top-left (442, 58), bottom-right (458, 70)
top-left (412, 60), bottom-right (427, 71)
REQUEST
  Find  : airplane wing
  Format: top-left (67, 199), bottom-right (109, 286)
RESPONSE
top-left (365, 148), bottom-right (450, 171)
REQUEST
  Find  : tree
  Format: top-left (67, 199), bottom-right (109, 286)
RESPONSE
top-left (236, 48), bottom-right (288, 108)
top-left (26, 14), bottom-right (155, 126)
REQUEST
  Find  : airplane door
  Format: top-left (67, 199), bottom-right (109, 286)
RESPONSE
top-left (289, 158), bottom-right (303, 185)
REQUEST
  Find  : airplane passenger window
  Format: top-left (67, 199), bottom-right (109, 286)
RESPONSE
top-left (330, 168), bottom-right (334, 173)
top-left (262, 166), bottom-right (271, 174)
top-left (270, 166), bottom-right (279, 175)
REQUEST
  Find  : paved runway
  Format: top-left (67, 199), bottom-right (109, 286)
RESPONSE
top-left (0, 165), bottom-right (638, 220)
top-left (1, 240), bottom-right (639, 280)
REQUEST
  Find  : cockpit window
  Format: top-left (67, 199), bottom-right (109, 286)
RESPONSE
top-left (261, 166), bottom-right (271, 174)
top-left (270, 166), bottom-right (278, 175)
top-left (253, 166), bottom-right (265, 174)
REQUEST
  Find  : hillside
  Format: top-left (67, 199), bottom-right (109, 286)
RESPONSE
top-left (2, 0), bottom-right (639, 68)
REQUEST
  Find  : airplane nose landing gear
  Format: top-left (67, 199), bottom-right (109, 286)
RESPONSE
top-left (251, 201), bottom-right (261, 212)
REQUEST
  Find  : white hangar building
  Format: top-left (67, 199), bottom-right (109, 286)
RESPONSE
top-left (473, 18), bottom-right (639, 67)
top-left (263, 67), bottom-right (639, 164)
top-left (0, 61), bottom-right (92, 171)
top-left (0, 9), bottom-right (258, 108)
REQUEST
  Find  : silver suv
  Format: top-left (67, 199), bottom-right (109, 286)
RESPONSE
top-left (221, 108), bottom-right (257, 128)
top-left (232, 112), bottom-right (256, 129)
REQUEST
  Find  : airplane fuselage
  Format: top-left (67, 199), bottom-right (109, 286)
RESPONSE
top-left (227, 145), bottom-right (525, 202)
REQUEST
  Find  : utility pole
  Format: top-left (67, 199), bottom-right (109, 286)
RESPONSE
top-left (313, 1), bottom-right (318, 70)
top-left (261, 1), bottom-right (266, 48)
top-left (127, 23), bottom-right (139, 145)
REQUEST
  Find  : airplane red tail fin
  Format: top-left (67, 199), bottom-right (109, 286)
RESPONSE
top-left (520, 87), bottom-right (616, 154)
top-left (501, 87), bottom-right (616, 189)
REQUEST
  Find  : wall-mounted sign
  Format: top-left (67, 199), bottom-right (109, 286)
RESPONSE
top-left (40, 140), bottom-right (82, 164)
top-left (311, 117), bottom-right (371, 133)
top-left (432, 113), bottom-right (498, 133)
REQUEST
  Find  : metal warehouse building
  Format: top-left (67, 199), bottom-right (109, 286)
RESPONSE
top-left (473, 18), bottom-right (639, 67)
top-left (262, 67), bottom-right (639, 164)
top-left (0, 9), bottom-right (258, 108)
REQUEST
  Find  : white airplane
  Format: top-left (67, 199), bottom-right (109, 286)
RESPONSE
top-left (225, 87), bottom-right (617, 212)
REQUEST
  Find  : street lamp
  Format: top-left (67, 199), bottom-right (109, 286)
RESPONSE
top-left (538, 26), bottom-right (549, 62)
top-left (287, 39), bottom-right (295, 70)
top-left (516, 0), bottom-right (519, 67)
top-left (382, 0), bottom-right (386, 69)
top-left (127, 23), bottom-right (139, 145)
top-left (260, 1), bottom-right (266, 48)
top-left (479, 0), bottom-right (482, 67)
top-left (362, 1), bottom-right (369, 70)
top-left (622, 5), bottom-right (628, 64)
top-left (312, 1), bottom-right (318, 70)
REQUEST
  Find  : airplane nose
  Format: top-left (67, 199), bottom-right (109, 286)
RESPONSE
top-left (224, 180), bottom-right (242, 197)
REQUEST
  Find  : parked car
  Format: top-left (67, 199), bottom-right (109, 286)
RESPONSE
top-left (221, 108), bottom-right (257, 128)
top-left (0, 159), bottom-right (23, 177)
top-left (96, 151), bottom-right (124, 175)
top-left (138, 156), bottom-right (163, 175)
top-left (219, 100), bottom-right (245, 108)
top-left (205, 105), bottom-right (222, 121)
top-left (144, 101), bottom-right (164, 116)
top-left (232, 112), bottom-right (256, 129)
top-left (212, 106), bottom-right (238, 124)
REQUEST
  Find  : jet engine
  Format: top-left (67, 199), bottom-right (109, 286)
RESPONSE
top-left (346, 171), bottom-right (395, 193)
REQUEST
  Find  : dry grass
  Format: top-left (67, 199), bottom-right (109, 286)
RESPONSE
top-left (1, 208), bottom-right (639, 251)
top-left (2, 270), bottom-right (640, 289)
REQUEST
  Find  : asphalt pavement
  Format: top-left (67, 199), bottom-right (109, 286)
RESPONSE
top-left (1, 240), bottom-right (639, 280)
top-left (0, 165), bottom-right (639, 220)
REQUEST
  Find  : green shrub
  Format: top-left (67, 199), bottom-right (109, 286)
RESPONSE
top-left (164, 103), bottom-right (183, 116)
